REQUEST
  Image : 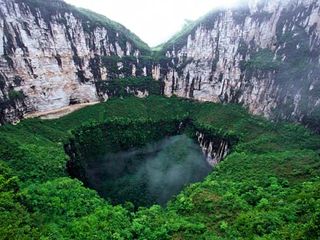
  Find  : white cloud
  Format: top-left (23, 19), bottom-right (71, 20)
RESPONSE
top-left (64, 0), bottom-right (242, 47)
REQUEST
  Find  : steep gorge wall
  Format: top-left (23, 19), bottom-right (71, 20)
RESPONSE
top-left (196, 131), bottom-right (230, 166)
top-left (158, 0), bottom-right (320, 127)
top-left (0, 0), bottom-right (154, 123)
top-left (1, 0), bottom-right (320, 129)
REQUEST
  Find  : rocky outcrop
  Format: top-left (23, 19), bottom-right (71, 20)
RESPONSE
top-left (158, 0), bottom-right (320, 128)
top-left (1, 0), bottom-right (320, 130)
top-left (0, 0), bottom-right (152, 123)
top-left (196, 131), bottom-right (230, 166)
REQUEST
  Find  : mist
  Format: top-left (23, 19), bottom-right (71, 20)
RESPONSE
top-left (64, 0), bottom-right (246, 47)
top-left (85, 134), bottom-right (212, 207)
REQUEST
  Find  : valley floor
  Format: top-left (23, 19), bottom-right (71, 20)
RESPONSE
top-left (24, 101), bottom-right (100, 120)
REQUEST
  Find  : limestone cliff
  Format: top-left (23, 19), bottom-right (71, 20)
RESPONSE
top-left (1, 0), bottom-right (320, 130)
top-left (158, 0), bottom-right (320, 129)
top-left (0, 0), bottom-right (151, 123)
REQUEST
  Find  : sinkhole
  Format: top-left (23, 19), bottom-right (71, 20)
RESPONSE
top-left (66, 121), bottom-right (230, 207)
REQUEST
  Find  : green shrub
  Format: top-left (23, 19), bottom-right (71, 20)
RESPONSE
top-left (245, 48), bottom-right (281, 71)
top-left (96, 77), bottom-right (162, 97)
top-left (8, 90), bottom-right (24, 101)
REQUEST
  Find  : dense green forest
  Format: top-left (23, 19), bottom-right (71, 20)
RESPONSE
top-left (0, 95), bottom-right (320, 239)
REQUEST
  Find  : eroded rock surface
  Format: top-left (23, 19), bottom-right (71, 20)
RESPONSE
top-left (1, 0), bottom-right (320, 130)
top-left (0, 0), bottom-right (151, 123)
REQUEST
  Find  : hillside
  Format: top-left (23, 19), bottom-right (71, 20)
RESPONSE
top-left (1, 95), bottom-right (320, 239)
top-left (0, 0), bottom-right (320, 239)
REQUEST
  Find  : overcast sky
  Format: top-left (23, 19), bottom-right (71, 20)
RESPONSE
top-left (64, 0), bottom-right (242, 47)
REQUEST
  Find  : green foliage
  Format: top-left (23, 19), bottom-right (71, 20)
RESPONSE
top-left (0, 162), bottom-right (39, 239)
top-left (100, 55), bottom-right (167, 78)
top-left (96, 77), bottom-right (162, 98)
top-left (0, 123), bottom-right (68, 183)
top-left (100, 56), bottom-right (121, 73)
top-left (16, 177), bottom-right (132, 239)
top-left (68, 205), bottom-right (132, 239)
top-left (8, 90), bottom-right (24, 102)
top-left (0, 96), bottom-right (319, 238)
top-left (20, 178), bottom-right (105, 221)
top-left (245, 48), bottom-right (281, 71)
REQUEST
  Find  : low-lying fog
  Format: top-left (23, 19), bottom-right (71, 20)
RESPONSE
top-left (85, 134), bottom-right (211, 207)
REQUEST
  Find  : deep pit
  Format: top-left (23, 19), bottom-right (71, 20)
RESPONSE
top-left (83, 135), bottom-right (211, 206)
top-left (66, 120), bottom-right (230, 207)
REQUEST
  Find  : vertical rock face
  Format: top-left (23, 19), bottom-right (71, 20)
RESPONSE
top-left (196, 132), bottom-right (230, 166)
top-left (159, 0), bottom-right (320, 126)
top-left (0, 0), bottom-right (151, 123)
top-left (1, 0), bottom-right (320, 129)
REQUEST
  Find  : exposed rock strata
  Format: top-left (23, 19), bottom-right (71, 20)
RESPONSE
top-left (1, 0), bottom-right (320, 130)
top-left (0, 0), bottom-right (152, 123)
top-left (196, 132), bottom-right (230, 166)
top-left (158, 0), bottom-right (320, 127)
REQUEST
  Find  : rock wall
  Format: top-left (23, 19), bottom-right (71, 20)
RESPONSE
top-left (0, 0), bottom-right (152, 123)
top-left (1, 0), bottom-right (320, 130)
top-left (159, 0), bottom-right (320, 127)
top-left (196, 131), bottom-right (230, 166)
